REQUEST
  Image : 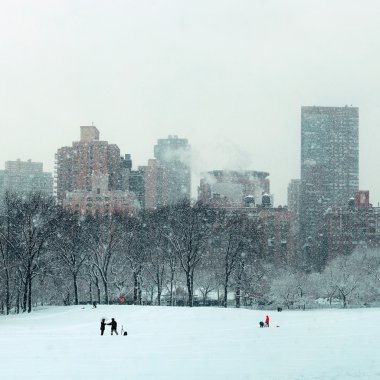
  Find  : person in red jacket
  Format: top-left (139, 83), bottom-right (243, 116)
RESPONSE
top-left (265, 315), bottom-right (270, 327)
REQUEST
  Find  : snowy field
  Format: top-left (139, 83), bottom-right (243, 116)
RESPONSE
top-left (1, 306), bottom-right (380, 380)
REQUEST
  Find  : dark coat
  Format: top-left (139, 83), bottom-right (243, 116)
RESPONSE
top-left (107, 320), bottom-right (117, 330)
top-left (100, 321), bottom-right (106, 331)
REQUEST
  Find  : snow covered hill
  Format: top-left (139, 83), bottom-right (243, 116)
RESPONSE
top-left (1, 305), bottom-right (380, 380)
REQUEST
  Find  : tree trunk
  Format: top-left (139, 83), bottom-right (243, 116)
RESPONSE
top-left (186, 273), bottom-right (193, 307)
top-left (236, 285), bottom-right (241, 308)
top-left (156, 271), bottom-right (162, 306)
top-left (169, 272), bottom-right (175, 306)
top-left (73, 273), bottom-right (79, 305)
top-left (16, 290), bottom-right (20, 314)
top-left (22, 277), bottom-right (28, 313)
top-left (89, 281), bottom-right (93, 304)
top-left (138, 287), bottom-right (142, 305)
top-left (27, 275), bottom-right (32, 313)
top-left (103, 280), bottom-right (109, 304)
top-left (223, 284), bottom-right (228, 308)
top-left (342, 293), bottom-right (347, 308)
top-left (93, 275), bottom-right (101, 304)
top-left (5, 268), bottom-right (10, 315)
top-left (235, 260), bottom-right (244, 309)
top-left (133, 272), bottom-right (139, 304)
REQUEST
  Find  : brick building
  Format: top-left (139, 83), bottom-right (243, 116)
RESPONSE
top-left (324, 191), bottom-right (380, 260)
top-left (63, 173), bottom-right (139, 215)
top-left (257, 204), bottom-right (294, 264)
top-left (55, 126), bottom-right (121, 202)
top-left (138, 159), bottom-right (169, 209)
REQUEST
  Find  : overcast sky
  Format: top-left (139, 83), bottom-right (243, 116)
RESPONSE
top-left (1, 0), bottom-right (379, 205)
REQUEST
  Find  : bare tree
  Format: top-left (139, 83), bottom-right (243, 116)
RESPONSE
top-left (322, 251), bottom-right (365, 308)
top-left (144, 210), bottom-right (168, 305)
top-left (196, 262), bottom-right (218, 306)
top-left (0, 192), bottom-right (19, 314)
top-left (119, 214), bottom-right (147, 305)
top-left (85, 213), bottom-right (124, 304)
top-left (53, 212), bottom-right (89, 305)
top-left (13, 193), bottom-right (61, 313)
top-left (162, 201), bottom-right (216, 307)
top-left (213, 211), bottom-right (253, 308)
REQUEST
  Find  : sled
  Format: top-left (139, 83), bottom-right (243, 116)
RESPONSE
top-left (121, 325), bottom-right (128, 336)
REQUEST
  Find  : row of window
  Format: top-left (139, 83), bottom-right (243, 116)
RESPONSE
top-left (73, 203), bottom-right (130, 208)
top-left (67, 196), bottom-right (129, 201)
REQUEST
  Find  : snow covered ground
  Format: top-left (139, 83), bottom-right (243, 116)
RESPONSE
top-left (1, 305), bottom-right (380, 380)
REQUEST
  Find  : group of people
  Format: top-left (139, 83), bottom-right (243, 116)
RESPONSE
top-left (101, 314), bottom-right (271, 335)
top-left (259, 315), bottom-right (270, 328)
top-left (100, 318), bottom-right (118, 335)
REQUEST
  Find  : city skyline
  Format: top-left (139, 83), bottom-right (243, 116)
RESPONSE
top-left (1, 1), bottom-right (380, 205)
top-left (0, 111), bottom-right (371, 206)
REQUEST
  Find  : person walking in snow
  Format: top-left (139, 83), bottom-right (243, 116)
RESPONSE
top-left (100, 318), bottom-right (106, 336)
top-left (107, 318), bottom-right (118, 335)
top-left (265, 315), bottom-right (270, 327)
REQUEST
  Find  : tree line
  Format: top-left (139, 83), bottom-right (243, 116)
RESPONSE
top-left (1, 192), bottom-right (380, 314)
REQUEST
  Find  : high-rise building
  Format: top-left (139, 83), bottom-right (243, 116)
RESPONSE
top-left (287, 179), bottom-right (301, 235)
top-left (154, 135), bottom-right (191, 204)
top-left (138, 159), bottom-right (169, 209)
top-left (287, 179), bottom-right (301, 213)
top-left (0, 159), bottom-right (53, 196)
top-left (198, 170), bottom-right (270, 208)
top-left (301, 106), bottom-right (359, 205)
top-left (119, 154), bottom-right (132, 192)
top-left (299, 106), bottom-right (359, 267)
top-left (129, 169), bottom-right (145, 209)
top-left (55, 126), bottom-right (121, 202)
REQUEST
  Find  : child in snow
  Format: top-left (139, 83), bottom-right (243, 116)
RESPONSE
top-left (100, 319), bottom-right (106, 336)
top-left (107, 318), bottom-right (118, 335)
top-left (265, 315), bottom-right (270, 327)
top-left (259, 321), bottom-right (265, 328)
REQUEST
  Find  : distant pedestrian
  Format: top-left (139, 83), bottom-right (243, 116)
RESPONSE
top-left (93, 301), bottom-right (97, 309)
top-left (259, 321), bottom-right (265, 328)
top-left (100, 318), bottom-right (106, 336)
top-left (265, 315), bottom-right (270, 327)
top-left (107, 318), bottom-right (118, 335)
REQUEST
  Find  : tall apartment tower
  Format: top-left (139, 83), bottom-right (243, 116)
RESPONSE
top-left (301, 106), bottom-right (359, 205)
top-left (287, 179), bottom-right (301, 235)
top-left (55, 126), bottom-right (121, 202)
top-left (299, 106), bottom-right (359, 267)
top-left (154, 135), bottom-right (191, 204)
top-left (138, 159), bottom-right (169, 209)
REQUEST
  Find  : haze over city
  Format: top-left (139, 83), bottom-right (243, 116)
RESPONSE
top-left (1, 0), bottom-right (380, 205)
